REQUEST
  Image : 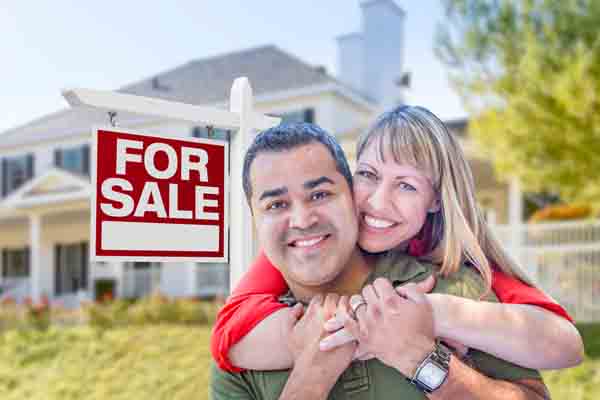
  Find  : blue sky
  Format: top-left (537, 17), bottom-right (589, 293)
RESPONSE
top-left (1, 0), bottom-right (466, 133)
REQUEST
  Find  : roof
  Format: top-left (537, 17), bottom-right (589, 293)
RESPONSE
top-left (444, 117), bottom-right (469, 137)
top-left (0, 45), bottom-right (344, 150)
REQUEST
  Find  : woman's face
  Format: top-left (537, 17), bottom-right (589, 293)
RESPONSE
top-left (353, 142), bottom-right (439, 253)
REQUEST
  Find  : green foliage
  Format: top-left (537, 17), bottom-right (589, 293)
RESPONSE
top-left (436, 0), bottom-right (600, 208)
top-left (0, 323), bottom-right (598, 399)
top-left (85, 293), bottom-right (217, 330)
top-left (0, 326), bottom-right (213, 400)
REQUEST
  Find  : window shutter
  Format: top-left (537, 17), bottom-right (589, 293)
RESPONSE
top-left (55, 245), bottom-right (62, 296)
top-left (304, 108), bottom-right (315, 123)
top-left (82, 145), bottom-right (90, 176)
top-left (54, 149), bottom-right (63, 168)
top-left (26, 154), bottom-right (34, 180)
top-left (81, 242), bottom-right (88, 289)
top-left (1, 158), bottom-right (7, 197)
top-left (24, 246), bottom-right (30, 276)
top-left (2, 249), bottom-right (7, 277)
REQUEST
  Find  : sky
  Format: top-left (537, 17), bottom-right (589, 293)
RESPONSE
top-left (0, 0), bottom-right (467, 134)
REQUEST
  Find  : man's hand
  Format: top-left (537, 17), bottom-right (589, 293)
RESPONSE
top-left (344, 278), bottom-right (437, 377)
top-left (280, 294), bottom-right (356, 400)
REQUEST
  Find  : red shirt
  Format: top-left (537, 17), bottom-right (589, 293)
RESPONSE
top-left (211, 246), bottom-right (573, 372)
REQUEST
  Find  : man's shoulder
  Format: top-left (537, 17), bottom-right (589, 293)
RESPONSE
top-left (210, 362), bottom-right (290, 400)
top-left (372, 251), bottom-right (494, 301)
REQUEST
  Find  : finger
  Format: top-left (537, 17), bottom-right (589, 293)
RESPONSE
top-left (323, 293), bottom-right (340, 319)
top-left (413, 274), bottom-right (436, 294)
top-left (395, 283), bottom-right (428, 305)
top-left (361, 284), bottom-right (379, 305)
top-left (349, 294), bottom-right (368, 321)
top-left (356, 352), bottom-right (375, 361)
top-left (306, 294), bottom-right (323, 316)
top-left (373, 278), bottom-right (399, 306)
top-left (287, 303), bottom-right (304, 327)
top-left (319, 328), bottom-right (356, 351)
top-left (324, 316), bottom-right (344, 332)
top-left (343, 312), bottom-right (367, 342)
top-left (336, 295), bottom-right (352, 323)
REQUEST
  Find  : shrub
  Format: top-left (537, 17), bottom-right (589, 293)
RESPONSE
top-left (529, 204), bottom-right (593, 223)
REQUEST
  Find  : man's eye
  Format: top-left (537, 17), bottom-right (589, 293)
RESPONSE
top-left (311, 191), bottom-right (330, 201)
top-left (356, 170), bottom-right (376, 180)
top-left (267, 201), bottom-right (287, 211)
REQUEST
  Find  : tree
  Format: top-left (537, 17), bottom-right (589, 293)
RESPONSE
top-left (435, 0), bottom-right (600, 208)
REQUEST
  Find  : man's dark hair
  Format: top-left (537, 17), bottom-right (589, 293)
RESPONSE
top-left (242, 122), bottom-right (353, 206)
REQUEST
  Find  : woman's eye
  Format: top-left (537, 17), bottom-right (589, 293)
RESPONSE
top-left (399, 182), bottom-right (416, 191)
top-left (267, 201), bottom-right (287, 211)
top-left (311, 191), bottom-right (330, 201)
top-left (356, 170), bottom-right (376, 180)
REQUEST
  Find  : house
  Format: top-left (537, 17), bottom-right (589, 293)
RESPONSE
top-left (0, 0), bottom-right (514, 306)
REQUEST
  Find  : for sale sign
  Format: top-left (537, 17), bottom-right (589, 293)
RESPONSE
top-left (91, 127), bottom-right (228, 262)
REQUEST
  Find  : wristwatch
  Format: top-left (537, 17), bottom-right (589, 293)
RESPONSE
top-left (410, 341), bottom-right (452, 394)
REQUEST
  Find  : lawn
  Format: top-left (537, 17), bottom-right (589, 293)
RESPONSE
top-left (0, 323), bottom-right (598, 399)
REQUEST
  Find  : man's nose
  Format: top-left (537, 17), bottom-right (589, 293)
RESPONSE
top-left (368, 183), bottom-right (390, 211)
top-left (289, 204), bottom-right (318, 230)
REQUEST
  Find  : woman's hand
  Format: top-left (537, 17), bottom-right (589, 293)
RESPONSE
top-left (343, 278), bottom-right (437, 376)
top-left (319, 274), bottom-right (437, 360)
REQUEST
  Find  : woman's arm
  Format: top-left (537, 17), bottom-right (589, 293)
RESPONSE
top-left (431, 294), bottom-right (584, 369)
top-left (210, 252), bottom-right (291, 372)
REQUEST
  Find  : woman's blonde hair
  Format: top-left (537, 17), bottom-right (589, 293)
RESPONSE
top-left (356, 105), bottom-right (534, 294)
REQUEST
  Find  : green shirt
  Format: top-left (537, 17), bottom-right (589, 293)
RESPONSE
top-left (211, 253), bottom-right (541, 400)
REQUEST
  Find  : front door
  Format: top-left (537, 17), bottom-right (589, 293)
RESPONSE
top-left (54, 242), bottom-right (88, 296)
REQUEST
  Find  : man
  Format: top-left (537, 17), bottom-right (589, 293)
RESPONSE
top-left (211, 123), bottom-right (550, 399)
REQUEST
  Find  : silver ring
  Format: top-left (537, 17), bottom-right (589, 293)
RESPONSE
top-left (350, 296), bottom-right (367, 320)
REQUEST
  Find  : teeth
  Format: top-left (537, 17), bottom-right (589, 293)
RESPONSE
top-left (294, 236), bottom-right (325, 247)
top-left (364, 215), bottom-right (395, 229)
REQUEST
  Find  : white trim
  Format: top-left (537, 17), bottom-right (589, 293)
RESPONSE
top-left (247, 83), bottom-right (377, 113)
top-left (0, 168), bottom-right (91, 209)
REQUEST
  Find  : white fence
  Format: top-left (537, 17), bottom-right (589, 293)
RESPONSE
top-left (492, 219), bottom-right (600, 322)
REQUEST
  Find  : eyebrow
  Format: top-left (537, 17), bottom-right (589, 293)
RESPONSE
top-left (258, 176), bottom-right (335, 201)
top-left (303, 176), bottom-right (334, 190)
top-left (259, 187), bottom-right (288, 201)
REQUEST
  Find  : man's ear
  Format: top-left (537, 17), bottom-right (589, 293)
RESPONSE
top-left (428, 197), bottom-right (441, 213)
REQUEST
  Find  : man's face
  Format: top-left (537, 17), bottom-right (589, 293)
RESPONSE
top-left (249, 142), bottom-right (359, 289)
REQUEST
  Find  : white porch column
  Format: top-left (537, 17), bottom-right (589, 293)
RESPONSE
top-left (508, 176), bottom-right (523, 226)
top-left (187, 261), bottom-right (198, 297)
top-left (29, 213), bottom-right (42, 303)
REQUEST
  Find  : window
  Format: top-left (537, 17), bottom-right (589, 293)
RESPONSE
top-left (1, 248), bottom-right (30, 278)
top-left (54, 145), bottom-right (90, 175)
top-left (1, 154), bottom-right (34, 196)
top-left (278, 108), bottom-right (315, 124)
top-left (55, 242), bottom-right (88, 295)
top-left (191, 126), bottom-right (229, 141)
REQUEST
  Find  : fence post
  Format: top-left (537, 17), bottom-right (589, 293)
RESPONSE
top-left (228, 78), bottom-right (257, 290)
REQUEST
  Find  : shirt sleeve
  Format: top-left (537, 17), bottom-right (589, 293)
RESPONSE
top-left (210, 252), bottom-right (289, 372)
top-left (491, 268), bottom-right (573, 322)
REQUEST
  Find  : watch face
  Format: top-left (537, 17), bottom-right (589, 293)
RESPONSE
top-left (418, 363), bottom-right (446, 389)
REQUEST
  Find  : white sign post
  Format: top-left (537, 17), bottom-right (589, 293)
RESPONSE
top-left (63, 77), bottom-right (280, 290)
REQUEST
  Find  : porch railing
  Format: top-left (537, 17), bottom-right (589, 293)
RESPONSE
top-left (491, 219), bottom-right (600, 322)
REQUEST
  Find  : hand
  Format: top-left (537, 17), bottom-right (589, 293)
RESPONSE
top-left (319, 274), bottom-right (436, 354)
top-left (344, 278), bottom-right (436, 377)
top-left (288, 294), bottom-right (357, 385)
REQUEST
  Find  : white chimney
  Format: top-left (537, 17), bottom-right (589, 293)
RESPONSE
top-left (337, 0), bottom-right (405, 109)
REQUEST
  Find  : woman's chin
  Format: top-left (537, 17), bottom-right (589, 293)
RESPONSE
top-left (358, 237), bottom-right (393, 254)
